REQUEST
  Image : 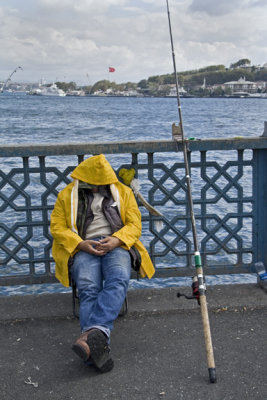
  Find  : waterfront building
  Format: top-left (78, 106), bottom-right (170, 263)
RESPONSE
top-left (167, 84), bottom-right (187, 96)
top-left (223, 77), bottom-right (258, 94)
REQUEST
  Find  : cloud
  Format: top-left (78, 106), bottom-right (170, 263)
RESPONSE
top-left (189, 0), bottom-right (245, 16)
top-left (37, 0), bottom-right (128, 14)
top-left (0, 0), bottom-right (267, 84)
top-left (0, 0), bottom-right (170, 83)
top-left (188, 0), bottom-right (267, 17)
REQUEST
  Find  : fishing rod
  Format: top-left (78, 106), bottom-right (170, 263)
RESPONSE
top-left (165, 0), bottom-right (217, 384)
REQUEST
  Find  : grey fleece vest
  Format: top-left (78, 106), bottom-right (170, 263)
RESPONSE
top-left (77, 185), bottom-right (123, 240)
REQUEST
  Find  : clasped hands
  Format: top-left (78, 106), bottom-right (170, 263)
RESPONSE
top-left (76, 236), bottom-right (122, 256)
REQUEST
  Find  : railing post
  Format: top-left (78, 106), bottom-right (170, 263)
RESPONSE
top-left (253, 122), bottom-right (267, 266)
top-left (262, 121), bottom-right (267, 137)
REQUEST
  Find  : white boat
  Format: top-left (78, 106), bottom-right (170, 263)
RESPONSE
top-left (66, 89), bottom-right (85, 96)
top-left (28, 83), bottom-right (66, 96)
top-left (248, 93), bottom-right (267, 98)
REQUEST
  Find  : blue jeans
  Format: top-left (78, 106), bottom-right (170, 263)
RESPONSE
top-left (71, 243), bottom-right (131, 338)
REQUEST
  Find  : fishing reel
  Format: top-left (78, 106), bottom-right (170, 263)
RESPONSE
top-left (177, 276), bottom-right (206, 305)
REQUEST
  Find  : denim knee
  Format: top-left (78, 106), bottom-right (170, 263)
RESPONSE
top-left (71, 251), bottom-right (103, 291)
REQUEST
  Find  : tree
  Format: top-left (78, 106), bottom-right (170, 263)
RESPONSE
top-left (157, 85), bottom-right (172, 97)
top-left (148, 75), bottom-right (160, 83)
top-left (55, 81), bottom-right (76, 92)
top-left (82, 85), bottom-right (92, 94)
top-left (199, 65), bottom-right (226, 73)
top-left (162, 74), bottom-right (175, 84)
top-left (211, 86), bottom-right (225, 97)
top-left (230, 59), bottom-right (251, 68)
top-left (137, 79), bottom-right (149, 89)
top-left (124, 81), bottom-right (137, 91)
top-left (91, 80), bottom-right (111, 93)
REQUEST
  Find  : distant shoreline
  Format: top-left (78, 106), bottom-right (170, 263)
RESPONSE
top-left (1, 91), bottom-right (267, 99)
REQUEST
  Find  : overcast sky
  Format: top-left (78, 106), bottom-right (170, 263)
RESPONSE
top-left (1, 0), bottom-right (267, 85)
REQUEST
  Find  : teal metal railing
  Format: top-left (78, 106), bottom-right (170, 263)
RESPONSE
top-left (0, 129), bottom-right (267, 286)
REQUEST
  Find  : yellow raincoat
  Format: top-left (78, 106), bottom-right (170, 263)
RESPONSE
top-left (50, 154), bottom-right (155, 287)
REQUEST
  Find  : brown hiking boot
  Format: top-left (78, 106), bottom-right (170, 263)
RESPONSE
top-left (72, 330), bottom-right (91, 361)
top-left (87, 329), bottom-right (114, 373)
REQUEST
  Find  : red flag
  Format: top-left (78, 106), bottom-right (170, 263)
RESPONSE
top-left (109, 67), bottom-right (115, 72)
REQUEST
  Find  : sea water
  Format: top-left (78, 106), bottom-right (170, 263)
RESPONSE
top-left (1, 93), bottom-right (266, 144)
top-left (1, 93), bottom-right (265, 295)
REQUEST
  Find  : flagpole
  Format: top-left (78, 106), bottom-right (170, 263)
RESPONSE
top-left (108, 67), bottom-right (115, 87)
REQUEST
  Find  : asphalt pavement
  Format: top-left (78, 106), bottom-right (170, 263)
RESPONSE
top-left (0, 283), bottom-right (266, 400)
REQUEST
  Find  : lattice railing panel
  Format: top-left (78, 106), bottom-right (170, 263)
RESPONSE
top-left (0, 140), bottom-right (264, 285)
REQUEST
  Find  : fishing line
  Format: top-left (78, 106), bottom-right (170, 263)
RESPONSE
top-left (165, 0), bottom-right (217, 383)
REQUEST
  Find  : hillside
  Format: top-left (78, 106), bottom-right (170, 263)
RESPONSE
top-left (83, 61), bottom-right (267, 96)
top-left (138, 64), bottom-right (267, 90)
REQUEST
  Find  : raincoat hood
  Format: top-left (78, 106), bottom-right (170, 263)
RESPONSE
top-left (71, 154), bottom-right (118, 185)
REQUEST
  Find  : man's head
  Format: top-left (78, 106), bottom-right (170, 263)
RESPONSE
top-left (71, 154), bottom-right (118, 186)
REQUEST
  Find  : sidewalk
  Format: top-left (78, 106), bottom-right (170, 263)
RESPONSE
top-left (0, 283), bottom-right (266, 400)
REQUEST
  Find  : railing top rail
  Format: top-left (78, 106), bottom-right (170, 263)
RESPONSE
top-left (0, 136), bottom-right (267, 157)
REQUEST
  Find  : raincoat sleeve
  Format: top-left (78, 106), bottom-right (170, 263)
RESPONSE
top-left (50, 192), bottom-right (83, 256)
top-left (112, 188), bottom-right (142, 249)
